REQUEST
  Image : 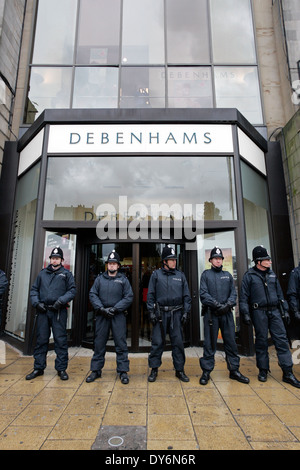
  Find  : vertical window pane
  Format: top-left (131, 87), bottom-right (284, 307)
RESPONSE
top-left (120, 67), bottom-right (165, 108)
top-left (166, 0), bottom-right (210, 63)
top-left (241, 161), bottom-right (270, 266)
top-left (73, 67), bottom-right (118, 108)
top-left (6, 163), bottom-right (40, 340)
top-left (32, 0), bottom-right (77, 64)
top-left (122, 0), bottom-right (164, 64)
top-left (76, 0), bottom-right (121, 64)
top-left (214, 66), bottom-right (263, 124)
top-left (210, 0), bottom-right (256, 64)
top-left (24, 67), bottom-right (72, 123)
top-left (168, 67), bottom-right (213, 108)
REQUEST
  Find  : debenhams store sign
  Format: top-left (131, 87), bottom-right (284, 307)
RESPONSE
top-left (48, 124), bottom-right (234, 154)
top-left (18, 123), bottom-right (266, 176)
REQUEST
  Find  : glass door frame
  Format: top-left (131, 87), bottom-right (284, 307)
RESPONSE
top-left (76, 233), bottom-right (194, 352)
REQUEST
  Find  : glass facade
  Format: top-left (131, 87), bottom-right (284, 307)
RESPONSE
top-left (24, 0), bottom-right (263, 125)
top-left (241, 161), bottom-right (270, 266)
top-left (43, 155), bottom-right (237, 222)
top-left (6, 164), bottom-right (40, 340)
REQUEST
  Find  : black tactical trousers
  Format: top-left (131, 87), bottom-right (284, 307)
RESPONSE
top-left (200, 311), bottom-right (240, 372)
top-left (34, 309), bottom-right (68, 372)
top-left (148, 310), bottom-right (185, 371)
top-left (251, 308), bottom-right (293, 371)
top-left (91, 313), bottom-right (129, 373)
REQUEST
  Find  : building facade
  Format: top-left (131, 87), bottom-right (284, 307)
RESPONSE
top-left (0, 0), bottom-right (299, 355)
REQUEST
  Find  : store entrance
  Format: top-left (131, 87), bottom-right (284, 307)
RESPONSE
top-left (82, 242), bottom-right (186, 352)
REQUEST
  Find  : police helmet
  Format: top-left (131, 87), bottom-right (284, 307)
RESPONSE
top-left (106, 250), bottom-right (121, 265)
top-left (209, 246), bottom-right (224, 261)
top-left (252, 245), bottom-right (271, 262)
top-left (49, 247), bottom-right (64, 260)
top-left (161, 245), bottom-right (177, 261)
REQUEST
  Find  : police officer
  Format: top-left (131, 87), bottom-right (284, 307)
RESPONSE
top-left (199, 247), bottom-right (249, 385)
top-left (0, 269), bottom-right (8, 334)
top-left (147, 245), bottom-right (191, 383)
top-left (240, 245), bottom-right (300, 388)
top-left (86, 250), bottom-right (133, 384)
top-left (27, 247), bottom-right (76, 381)
top-left (287, 262), bottom-right (300, 324)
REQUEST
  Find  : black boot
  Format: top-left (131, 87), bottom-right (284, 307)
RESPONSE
top-left (86, 370), bottom-right (101, 383)
top-left (258, 369), bottom-right (268, 382)
top-left (229, 370), bottom-right (250, 384)
top-left (25, 369), bottom-right (44, 380)
top-left (199, 371), bottom-right (210, 385)
top-left (58, 370), bottom-right (69, 381)
top-left (120, 372), bottom-right (129, 384)
top-left (175, 370), bottom-right (189, 382)
top-left (282, 370), bottom-right (300, 388)
top-left (148, 368), bottom-right (158, 382)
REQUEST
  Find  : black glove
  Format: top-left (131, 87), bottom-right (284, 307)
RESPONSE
top-left (242, 313), bottom-right (251, 325)
top-left (215, 303), bottom-right (231, 316)
top-left (283, 310), bottom-right (290, 325)
top-left (107, 307), bottom-right (118, 318)
top-left (96, 307), bottom-right (109, 316)
top-left (181, 312), bottom-right (189, 325)
top-left (52, 300), bottom-right (63, 311)
top-left (149, 311), bottom-right (157, 325)
top-left (36, 303), bottom-right (47, 313)
top-left (293, 310), bottom-right (300, 322)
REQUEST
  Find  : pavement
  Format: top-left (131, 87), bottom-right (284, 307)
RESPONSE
top-left (0, 341), bottom-right (300, 451)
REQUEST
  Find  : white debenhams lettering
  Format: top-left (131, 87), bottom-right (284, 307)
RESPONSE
top-left (69, 130), bottom-right (212, 146)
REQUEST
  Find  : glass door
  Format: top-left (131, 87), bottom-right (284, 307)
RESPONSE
top-left (83, 242), bottom-right (187, 352)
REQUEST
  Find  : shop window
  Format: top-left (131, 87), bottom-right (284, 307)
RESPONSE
top-left (166, 0), bottom-right (210, 64)
top-left (6, 164), bottom-right (40, 340)
top-left (24, 67), bottom-right (72, 124)
top-left (43, 155), bottom-right (237, 222)
top-left (73, 67), bottom-right (119, 108)
top-left (76, 0), bottom-right (121, 65)
top-left (122, 0), bottom-right (164, 65)
top-left (120, 67), bottom-right (165, 108)
top-left (241, 161), bottom-right (270, 266)
top-left (168, 67), bottom-right (213, 108)
top-left (214, 66), bottom-right (263, 125)
top-left (210, 0), bottom-right (256, 64)
top-left (32, 0), bottom-right (77, 65)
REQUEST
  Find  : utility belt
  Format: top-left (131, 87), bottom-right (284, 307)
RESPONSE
top-left (159, 304), bottom-right (183, 313)
top-left (252, 303), bottom-right (278, 311)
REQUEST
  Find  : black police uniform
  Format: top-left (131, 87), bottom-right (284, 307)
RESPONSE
top-left (147, 246), bottom-right (191, 382)
top-left (199, 247), bottom-right (249, 385)
top-left (287, 263), bottom-right (300, 323)
top-left (28, 247), bottom-right (76, 379)
top-left (240, 246), bottom-right (300, 387)
top-left (87, 251), bottom-right (133, 384)
top-left (0, 270), bottom-right (8, 331)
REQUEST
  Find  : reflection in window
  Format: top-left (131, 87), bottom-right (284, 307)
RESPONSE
top-left (241, 161), bottom-right (270, 266)
top-left (76, 0), bottom-right (121, 65)
top-left (6, 163), bottom-right (40, 340)
top-left (168, 67), bottom-right (213, 108)
top-left (32, 0), bottom-right (77, 64)
top-left (214, 66), bottom-right (263, 124)
top-left (122, 0), bottom-right (164, 64)
top-left (24, 67), bottom-right (72, 123)
top-left (166, 0), bottom-right (210, 64)
top-left (73, 67), bottom-right (118, 108)
top-left (120, 67), bottom-right (165, 108)
top-left (43, 156), bottom-right (237, 222)
top-left (210, 0), bottom-right (256, 64)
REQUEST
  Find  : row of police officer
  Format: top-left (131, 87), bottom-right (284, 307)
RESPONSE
top-left (22, 244), bottom-right (300, 388)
